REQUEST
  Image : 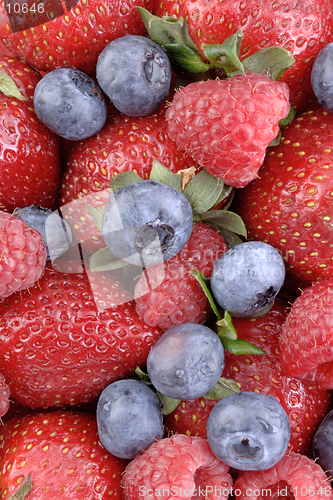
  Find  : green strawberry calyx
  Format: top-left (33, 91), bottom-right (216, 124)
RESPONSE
top-left (136, 7), bottom-right (295, 81)
top-left (135, 366), bottom-right (240, 415)
top-left (0, 71), bottom-right (25, 101)
top-left (89, 159), bottom-right (246, 272)
top-left (191, 270), bottom-right (267, 355)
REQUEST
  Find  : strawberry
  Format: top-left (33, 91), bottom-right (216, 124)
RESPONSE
top-left (0, 410), bottom-right (127, 499)
top-left (279, 278), bottom-right (333, 390)
top-left (166, 74), bottom-right (290, 188)
top-left (60, 106), bottom-right (199, 254)
top-left (156, 0), bottom-right (333, 112)
top-left (0, 0), bottom-right (156, 74)
top-left (0, 55), bottom-right (61, 213)
top-left (0, 255), bottom-right (162, 409)
top-left (165, 299), bottom-right (331, 456)
top-left (234, 107), bottom-right (333, 290)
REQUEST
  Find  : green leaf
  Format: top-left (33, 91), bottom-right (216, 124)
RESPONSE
top-left (163, 42), bottom-right (210, 73)
top-left (194, 210), bottom-right (247, 237)
top-left (149, 158), bottom-right (182, 191)
top-left (191, 270), bottom-right (222, 320)
top-left (90, 247), bottom-right (131, 272)
top-left (0, 71), bottom-right (25, 100)
top-left (183, 170), bottom-right (225, 214)
top-left (135, 366), bottom-right (153, 385)
top-left (157, 391), bottom-right (181, 415)
top-left (110, 171), bottom-right (143, 192)
top-left (221, 337), bottom-right (266, 355)
top-left (203, 377), bottom-right (240, 400)
top-left (216, 310), bottom-right (237, 340)
top-left (233, 46), bottom-right (295, 81)
top-left (279, 104), bottom-right (296, 127)
top-left (214, 185), bottom-right (234, 209)
top-left (136, 7), bottom-right (197, 50)
top-left (217, 227), bottom-right (244, 247)
top-left (86, 205), bottom-right (105, 232)
top-left (202, 31), bottom-right (244, 76)
top-left (9, 474), bottom-right (32, 499)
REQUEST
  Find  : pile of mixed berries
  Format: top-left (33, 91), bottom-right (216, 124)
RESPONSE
top-left (0, 0), bottom-right (333, 498)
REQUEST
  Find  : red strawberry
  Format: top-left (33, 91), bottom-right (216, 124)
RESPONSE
top-left (0, 55), bottom-right (61, 212)
top-left (234, 451), bottom-right (331, 500)
top-left (0, 0), bottom-right (156, 74)
top-left (165, 299), bottom-right (331, 456)
top-left (0, 256), bottom-right (162, 409)
top-left (135, 223), bottom-right (228, 330)
top-left (279, 278), bottom-right (333, 390)
top-left (166, 74), bottom-right (290, 188)
top-left (0, 410), bottom-right (127, 499)
top-left (0, 372), bottom-right (10, 418)
top-left (60, 106), bottom-right (199, 254)
top-left (156, 0), bottom-right (333, 112)
top-left (234, 107), bottom-right (333, 290)
top-left (0, 211), bottom-right (47, 298)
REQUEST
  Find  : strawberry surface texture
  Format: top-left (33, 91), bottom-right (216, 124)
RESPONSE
top-left (0, 258), bottom-right (162, 408)
top-left (0, 410), bottom-right (127, 499)
top-left (235, 107), bottom-right (333, 289)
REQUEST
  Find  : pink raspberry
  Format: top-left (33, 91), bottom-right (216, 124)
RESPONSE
top-left (0, 372), bottom-right (10, 418)
top-left (0, 211), bottom-right (47, 298)
top-left (234, 451), bottom-right (331, 500)
top-left (135, 224), bottom-right (228, 331)
top-left (166, 73), bottom-right (290, 188)
top-left (279, 278), bottom-right (333, 389)
top-left (122, 434), bottom-right (233, 500)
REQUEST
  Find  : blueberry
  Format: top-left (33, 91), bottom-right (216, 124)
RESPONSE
top-left (210, 241), bottom-right (285, 317)
top-left (147, 323), bottom-right (225, 400)
top-left (96, 379), bottom-right (164, 459)
top-left (33, 68), bottom-right (107, 140)
top-left (313, 409), bottom-right (333, 474)
top-left (311, 42), bottom-right (333, 113)
top-left (96, 35), bottom-right (171, 117)
top-left (102, 180), bottom-right (193, 267)
top-left (207, 392), bottom-right (290, 471)
top-left (13, 205), bottom-right (72, 261)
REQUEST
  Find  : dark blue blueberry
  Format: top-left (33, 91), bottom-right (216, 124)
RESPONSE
top-left (13, 205), bottom-right (72, 261)
top-left (313, 409), bottom-right (333, 475)
top-left (207, 392), bottom-right (290, 471)
top-left (33, 68), bottom-right (107, 140)
top-left (147, 323), bottom-right (225, 400)
top-left (102, 180), bottom-right (193, 267)
top-left (96, 379), bottom-right (164, 459)
top-left (311, 42), bottom-right (333, 113)
top-left (96, 35), bottom-right (172, 117)
top-left (210, 241), bottom-right (285, 317)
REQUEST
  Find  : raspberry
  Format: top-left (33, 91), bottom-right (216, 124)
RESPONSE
top-left (135, 224), bottom-right (228, 331)
top-left (234, 451), bottom-right (331, 500)
top-left (279, 279), bottom-right (333, 389)
top-left (0, 372), bottom-right (10, 418)
top-left (166, 74), bottom-right (290, 188)
top-left (0, 211), bottom-right (47, 298)
top-left (122, 434), bottom-right (233, 500)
